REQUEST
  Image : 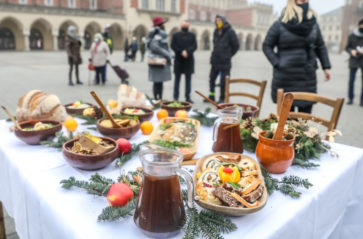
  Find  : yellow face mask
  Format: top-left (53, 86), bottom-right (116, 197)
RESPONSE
top-left (216, 22), bottom-right (223, 29)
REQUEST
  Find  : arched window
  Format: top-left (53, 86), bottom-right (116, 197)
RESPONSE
top-left (0, 27), bottom-right (15, 50)
top-left (29, 28), bottom-right (43, 50)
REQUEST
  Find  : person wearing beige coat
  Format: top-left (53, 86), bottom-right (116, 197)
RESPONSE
top-left (90, 33), bottom-right (110, 85)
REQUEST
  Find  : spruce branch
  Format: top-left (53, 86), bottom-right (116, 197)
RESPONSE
top-left (191, 108), bottom-right (218, 127)
top-left (97, 198), bottom-right (138, 222)
top-left (41, 131), bottom-right (73, 149)
top-left (115, 141), bottom-right (147, 167)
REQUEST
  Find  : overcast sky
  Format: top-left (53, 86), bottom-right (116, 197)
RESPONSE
top-left (251, 0), bottom-right (344, 15)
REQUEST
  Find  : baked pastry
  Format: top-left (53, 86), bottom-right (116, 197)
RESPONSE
top-left (117, 84), bottom-right (147, 110)
top-left (16, 90), bottom-right (67, 122)
top-left (201, 156), bottom-right (222, 172)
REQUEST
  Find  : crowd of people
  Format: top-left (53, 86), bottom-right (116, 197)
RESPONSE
top-left (64, 0), bottom-right (363, 109)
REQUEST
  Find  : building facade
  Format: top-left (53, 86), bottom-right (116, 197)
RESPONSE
top-left (0, 0), bottom-right (273, 51)
top-left (320, 7), bottom-right (343, 52)
top-left (340, 0), bottom-right (363, 51)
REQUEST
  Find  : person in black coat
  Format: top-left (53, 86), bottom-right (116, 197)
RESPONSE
top-left (263, 0), bottom-right (331, 114)
top-left (345, 19), bottom-right (363, 106)
top-left (207, 15), bottom-right (239, 104)
top-left (171, 20), bottom-right (197, 102)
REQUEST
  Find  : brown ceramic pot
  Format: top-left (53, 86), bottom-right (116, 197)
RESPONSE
top-left (62, 137), bottom-right (119, 170)
top-left (120, 107), bottom-right (154, 122)
top-left (161, 101), bottom-right (192, 117)
top-left (14, 120), bottom-right (62, 145)
top-left (218, 103), bottom-right (259, 119)
top-left (64, 102), bottom-right (94, 115)
top-left (256, 131), bottom-right (295, 174)
top-left (96, 118), bottom-right (140, 140)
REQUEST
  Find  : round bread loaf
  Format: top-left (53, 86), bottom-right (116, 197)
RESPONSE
top-left (16, 90), bottom-right (67, 122)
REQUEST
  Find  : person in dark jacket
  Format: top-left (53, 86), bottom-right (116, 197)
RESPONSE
top-left (124, 38), bottom-right (129, 62)
top-left (65, 25), bottom-right (83, 86)
top-left (130, 37), bottom-right (138, 61)
top-left (345, 19), bottom-right (363, 106)
top-left (263, 0), bottom-right (331, 113)
top-left (171, 20), bottom-right (197, 103)
top-left (140, 37), bottom-right (146, 62)
top-left (207, 15), bottom-right (239, 104)
top-left (103, 25), bottom-right (113, 54)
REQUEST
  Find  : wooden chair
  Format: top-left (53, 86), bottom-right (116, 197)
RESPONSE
top-left (276, 89), bottom-right (345, 132)
top-left (0, 201), bottom-right (6, 239)
top-left (225, 76), bottom-right (267, 117)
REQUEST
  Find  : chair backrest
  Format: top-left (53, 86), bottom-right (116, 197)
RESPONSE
top-left (225, 76), bottom-right (267, 117)
top-left (276, 89), bottom-right (345, 132)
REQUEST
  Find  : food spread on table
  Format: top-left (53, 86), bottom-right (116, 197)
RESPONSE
top-left (67, 101), bottom-right (91, 109)
top-left (16, 90), bottom-right (67, 122)
top-left (196, 153), bottom-right (265, 208)
top-left (99, 118), bottom-right (138, 128)
top-left (167, 101), bottom-right (184, 107)
top-left (123, 108), bottom-right (146, 115)
top-left (67, 133), bottom-right (115, 155)
top-left (23, 122), bottom-right (54, 131)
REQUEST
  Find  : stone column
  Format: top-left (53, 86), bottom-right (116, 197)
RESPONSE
top-left (53, 30), bottom-right (59, 50)
top-left (23, 29), bottom-right (30, 51)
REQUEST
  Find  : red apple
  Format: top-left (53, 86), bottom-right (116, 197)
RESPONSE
top-left (116, 138), bottom-right (132, 154)
top-left (107, 183), bottom-right (134, 207)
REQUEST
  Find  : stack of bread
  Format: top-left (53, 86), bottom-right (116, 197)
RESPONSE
top-left (16, 90), bottom-right (67, 122)
top-left (117, 84), bottom-right (147, 110)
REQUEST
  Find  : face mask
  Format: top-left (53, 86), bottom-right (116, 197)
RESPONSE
top-left (297, 2), bottom-right (309, 19)
top-left (359, 28), bottom-right (363, 34)
top-left (216, 22), bottom-right (223, 29)
top-left (94, 38), bottom-right (100, 43)
top-left (181, 27), bottom-right (189, 32)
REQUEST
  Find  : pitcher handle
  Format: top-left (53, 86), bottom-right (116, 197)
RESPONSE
top-left (176, 168), bottom-right (194, 208)
top-left (212, 119), bottom-right (221, 142)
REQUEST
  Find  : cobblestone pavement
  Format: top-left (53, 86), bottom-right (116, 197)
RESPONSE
top-left (0, 50), bottom-right (362, 237)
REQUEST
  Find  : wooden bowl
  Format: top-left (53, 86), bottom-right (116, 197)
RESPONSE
top-left (218, 103), bottom-right (259, 119)
top-left (14, 120), bottom-right (62, 145)
top-left (120, 107), bottom-right (154, 122)
top-left (161, 101), bottom-right (192, 117)
top-left (62, 137), bottom-right (119, 170)
top-left (193, 153), bottom-right (268, 216)
top-left (96, 118), bottom-right (140, 140)
top-left (256, 131), bottom-right (295, 174)
top-left (148, 117), bottom-right (200, 161)
top-left (64, 102), bottom-right (94, 115)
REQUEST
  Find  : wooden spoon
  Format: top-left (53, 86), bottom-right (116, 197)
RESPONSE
top-left (90, 91), bottom-right (121, 128)
top-left (195, 90), bottom-right (221, 109)
top-left (1, 105), bottom-right (22, 131)
top-left (273, 93), bottom-right (294, 140)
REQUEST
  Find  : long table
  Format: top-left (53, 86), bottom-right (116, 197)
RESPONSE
top-left (0, 117), bottom-right (363, 239)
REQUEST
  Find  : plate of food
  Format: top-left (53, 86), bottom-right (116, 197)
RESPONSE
top-left (160, 101), bottom-right (192, 116)
top-left (96, 117), bottom-right (140, 140)
top-left (63, 133), bottom-right (119, 170)
top-left (121, 107), bottom-right (154, 122)
top-left (14, 120), bottom-right (62, 145)
top-left (193, 153), bottom-right (268, 216)
top-left (65, 101), bottom-right (94, 115)
top-left (148, 117), bottom-right (200, 161)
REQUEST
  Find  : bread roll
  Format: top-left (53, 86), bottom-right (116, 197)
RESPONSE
top-left (117, 84), bottom-right (147, 110)
top-left (16, 90), bottom-right (67, 122)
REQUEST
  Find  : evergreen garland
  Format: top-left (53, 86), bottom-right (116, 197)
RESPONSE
top-left (190, 108), bottom-right (218, 127)
top-left (97, 198), bottom-right (138, 222)
top-left (115, 141), bottom-right (147, 167)
top-left (261, 167), bottom-right (313, 198)
top-left (40, 131), bottom-right (74, 149)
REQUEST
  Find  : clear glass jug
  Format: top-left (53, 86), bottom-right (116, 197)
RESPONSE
top-left (133, 145), bottom-right (193, 239)
top-left (212, 106), bottom-right (244, 153)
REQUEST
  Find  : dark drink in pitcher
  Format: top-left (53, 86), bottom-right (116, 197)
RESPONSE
top-left (212, 122), bottom-right (243, 153)
top-left (212, 106), bottom-right (243, 153)
top-left (133, 174), bottom-right (185, 238)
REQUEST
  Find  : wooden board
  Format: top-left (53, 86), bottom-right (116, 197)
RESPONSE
top-left (148, 117), bottom-right (200, 161)
top-left (193, 153), bottom-right (268, 216)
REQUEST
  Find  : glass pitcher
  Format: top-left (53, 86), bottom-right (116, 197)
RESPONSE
top-left (133, 145), bottom-right (193, 239)
top-left (212, 106), bottom-right (244, 153)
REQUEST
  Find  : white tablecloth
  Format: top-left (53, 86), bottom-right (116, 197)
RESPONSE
top-left (0, 117), bottom-right (363, 239)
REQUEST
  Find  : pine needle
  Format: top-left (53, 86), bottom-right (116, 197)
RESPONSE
top-left (191, 108), bottom-right (218, 127)
top-left (97, 198), bottom-right (138, 221)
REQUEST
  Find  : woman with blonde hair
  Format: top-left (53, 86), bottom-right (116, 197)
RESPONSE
top-left (263, 0), bottom-right (331, 113)
top-left (90, 33), bottom-right (110, 85)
